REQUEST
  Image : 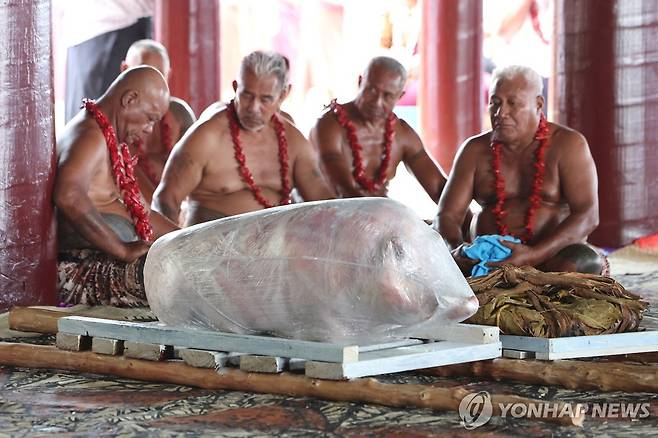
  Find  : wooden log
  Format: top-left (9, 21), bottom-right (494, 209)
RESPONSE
top-left (9, 307), bottom-right (72, 334)
top-left (0, 342), bottom-right (582, 426)
top-left (422, 357), bottom-right (658, 393)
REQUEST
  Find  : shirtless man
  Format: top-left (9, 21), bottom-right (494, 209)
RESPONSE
top-left (120, 39), bottom-right (196, 203)
top-left (436, 65), bottom-right (602, 275)
top-left (310, 56), bottom-right (447, 202)
top-left (152, 50), bottom-right (335, 226)
top-left (55, 66), bottom-right (179, 306)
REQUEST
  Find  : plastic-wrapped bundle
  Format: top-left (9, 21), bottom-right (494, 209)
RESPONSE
top-left (145, 198), bottom-right (478, 343)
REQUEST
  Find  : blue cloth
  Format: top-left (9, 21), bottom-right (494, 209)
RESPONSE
top-left (462, 235), bottom-right (521, 277)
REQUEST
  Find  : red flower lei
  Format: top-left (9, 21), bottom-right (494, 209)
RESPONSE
top-left (226, 100), bottom-right (291, 209)
top-left (491, 112), bottom-right (549, 243)
top-left (83, 99), bottom-right (153, 241)
top-left (330, 100), bottom-right (396, 193)
top-left (134, 116), bottom-right (174, 186)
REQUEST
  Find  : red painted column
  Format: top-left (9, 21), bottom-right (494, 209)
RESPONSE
top-left (554, 0), bottom-right (658, 247)
top-left (419, 0), bottom-right (482, 172)
top-left (0, 0), bottom-right (57, 310)
top-left (154, 0), bottom-right (221, 116)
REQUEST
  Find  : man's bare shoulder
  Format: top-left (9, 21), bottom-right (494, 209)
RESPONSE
top-left (459, 131), bottom-right (491, 155)
top-left (168, 96), bottom-right (196, 128)
top-left (549, 122), bottom-right (589, 151)
top-left (282, 117), bottom-right (311, 149)
top-left (57, 114), bottom-right (105, 159)
top-left (198, 101), bottom-right (227, 123)
top-left (175, 108), bottom-right (229, 155)
top-left (313, 104), bottom-right (340, 130)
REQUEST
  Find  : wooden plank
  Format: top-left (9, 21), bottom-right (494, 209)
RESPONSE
top-left (305, 341), bottom-right (501, 380)
top-left (58, 316), bottom-right (359, 363)
top-left (501, 330), bottom-right (658, 360)
top-left (359, 338), bottom-right (424, 351)
top-left (535, 344), bottom-right (658, 361)
top-left (288, 358), bottom-right (306, 372)
top-left (240, 355), bottom-right (288, 373)
top-left (124, 341), bottom-right (173, 361)
top-left (92, 337), bottom-right (124, 356)
top-left (413, 323), bottom-right (500, 344)
top-left (179, 349), bottom-right (228, 368)
top-left (55, 333), bottom-right (91, 351)
top-left (502, 349), bottom-right (533, 359)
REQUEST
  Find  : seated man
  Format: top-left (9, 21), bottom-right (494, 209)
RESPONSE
top-left (309, 56), bottom-right (447, 202)
top-left (436, 65), bottom-right (603, 275)
top-left (120, 39), bottom-right (196, 203)
top-left (152, 50), bottom-right (335, 226)
top-left (55, 66), bottom-right (179, 306)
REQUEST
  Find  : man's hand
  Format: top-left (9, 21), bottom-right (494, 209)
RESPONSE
top-left (120, 240), bottom-right (151, 263)
top-left (450, 244), bottom-right (478, 276)
top-left (487, 240), bottom-right (538, 268)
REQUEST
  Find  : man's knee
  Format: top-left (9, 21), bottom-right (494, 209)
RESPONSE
top-left (542, 243), bottom-right (604, 274)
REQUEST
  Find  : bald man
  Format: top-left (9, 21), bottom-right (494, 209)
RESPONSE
top-left (121, 39), bottom-right (196, 203)
top-left (55, 66), bottom-right (179, 307)
top-left (310, 56), bottom-right (447, 202)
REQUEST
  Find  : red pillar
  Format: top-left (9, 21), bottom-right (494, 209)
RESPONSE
top-left (0, 0), bottom-right (57, 311)
top-left (554, 0), bottom-right (658, 247)
top-left (154, 0), bottom-right (221, 116)
top-left (419, 0), bottom-right (482, 172)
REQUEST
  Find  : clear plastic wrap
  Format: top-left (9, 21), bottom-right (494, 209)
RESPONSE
top-left (144, 198), bottom-right (478, 343)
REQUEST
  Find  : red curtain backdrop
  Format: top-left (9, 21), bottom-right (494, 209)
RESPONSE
top-left (0, 0), bottom-right (57, 311)
top-left (554, 0), bottom-right (658, 247)
top-left (419, 0), bottom-right (482, 172)
top-left (155, 0), bottom-right (221, 116)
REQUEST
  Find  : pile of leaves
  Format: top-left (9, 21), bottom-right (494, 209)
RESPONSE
top-left (466, 265), bottom-right (649, 337)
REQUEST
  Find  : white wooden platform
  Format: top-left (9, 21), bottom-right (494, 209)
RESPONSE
top-left (57, 316), bottom-right (501, 380)
top-left (501, 329), bottom-right (658, 360)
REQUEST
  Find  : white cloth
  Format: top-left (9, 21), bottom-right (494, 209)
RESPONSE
top-left (54, 0), bottom-right (154, 48)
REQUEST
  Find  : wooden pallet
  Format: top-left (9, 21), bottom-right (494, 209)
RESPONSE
top-left (501, 329), bottom-right (658, 360)
top-left (57, 316), bottom-right (501, 380)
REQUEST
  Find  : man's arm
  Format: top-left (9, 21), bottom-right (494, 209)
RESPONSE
top-left (400, 121), bottom-right (447, 202)
top-left (435, 139), bottom-right (478, 250)
top-left (292, 129), bottom-right (337, 201)
top-left (499, 129), bottom-right (599, 267)
top-left (54, 131), bottom-right (149, 262)
top-left (309, 114), bottom-right (375, 197)
top-left (152, 123), bottom-right (210, 222)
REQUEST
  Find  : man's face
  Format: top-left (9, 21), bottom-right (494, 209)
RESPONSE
top-left (488, 75), bottom-right (541, 143)
top-left (121, 87), bottom-right (170, 144)
top-left (355, 65), bottom-right (405, 121)
top-left (234, 70), bottom-right (285, 132)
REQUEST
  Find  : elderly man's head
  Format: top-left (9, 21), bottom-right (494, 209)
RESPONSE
top-left (232, 51), bottom-right (291, 132)
top-left (104, 65), bottom-right (170, 145)
top-left (355, 56), bottom-right (407, 121)
top-left (488, 65), bottom-right (544, 144)
top-left (122, 39), bottom-right (171, 81)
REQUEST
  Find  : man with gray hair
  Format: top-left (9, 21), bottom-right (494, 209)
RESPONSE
top-left (310, 56), bottom-right (447, 202)
top-left (436, 65), bottom-right (603, 275)
top-left (152, 50), bottom-right (335, 225)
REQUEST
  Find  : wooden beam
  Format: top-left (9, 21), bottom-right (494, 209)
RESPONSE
top-left (58, 316), bottom-right (360, 363)
top-left (0, 342), bottom-right (582, 426)
top-left (423, 357), bottom-right (658, 393)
